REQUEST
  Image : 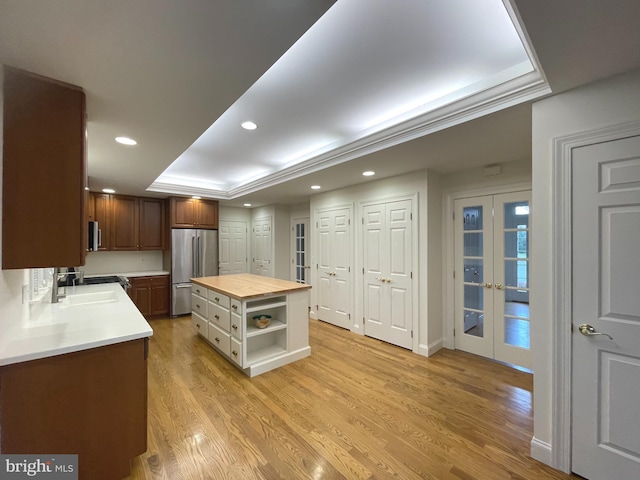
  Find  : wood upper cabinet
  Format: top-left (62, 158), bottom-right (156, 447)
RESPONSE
top-left (139, 198), bottom-right (166, 250)
top-left (107, 195), bottom-right (166, 251)
top-left (170, 197), bottom-right (218, 229)
top-left (111, 195), bottom-right (139, 250)
top-left (128, 275), bottom-right (169, 317)
top-left (2, 66), bottom-right (87, 269)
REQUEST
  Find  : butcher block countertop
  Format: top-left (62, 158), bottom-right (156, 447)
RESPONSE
top-left (191, 274), bottom-right (311, 300)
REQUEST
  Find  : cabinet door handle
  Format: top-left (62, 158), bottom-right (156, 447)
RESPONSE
top-left (232, 350), bottom-right (238, 356)
top-left (214, 337), bottom-right (220, 343)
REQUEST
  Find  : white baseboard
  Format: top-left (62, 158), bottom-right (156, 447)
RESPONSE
top-left (530, 437), bottom-right (553, 466)
top-left (417, 338), bottom-right (443, 357)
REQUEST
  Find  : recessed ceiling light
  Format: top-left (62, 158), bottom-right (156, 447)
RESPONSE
top-left (102, 188), bottom-right (116, 194)
top-left (241, 121), bottom-right (257, 130)
top-left (362, 170), bottom-right (375, 176)
top-left (192, 196), bottom-right (201, 200)
top-left (311, 185), bottom-right (321, 190)
top-left (115, 136), bottom-right (137, 145)
top-left (243, 203), bottom-right (252, 207)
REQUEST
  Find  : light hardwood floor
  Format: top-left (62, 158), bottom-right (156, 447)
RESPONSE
top-left (127, 316), bottom-right (579, 480)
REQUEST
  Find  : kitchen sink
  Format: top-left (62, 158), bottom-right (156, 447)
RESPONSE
top-left (62, 290), bottom-right (119, 307)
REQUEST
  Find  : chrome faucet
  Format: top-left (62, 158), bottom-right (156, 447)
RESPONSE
top-left (51, 267), bottom-right (85, 303)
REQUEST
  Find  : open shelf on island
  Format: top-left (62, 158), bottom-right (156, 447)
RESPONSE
top-left (246, 319), bottom-right (286, 338)
top-left (245, 296), bottom-right (287, 313)
top-left (246, 344), bottom-right (287, 365)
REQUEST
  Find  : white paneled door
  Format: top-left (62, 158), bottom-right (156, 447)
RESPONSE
top-left (218, 220), bottom-right (247, 275)
top-left (317, 207), bottom-right (351, 329)
top-left (571, 135), bottom-right (640, 479)
top-left (252, 217), bottom-right (272, 277)
top-left (454, 191), bottom-right (532, 370)
top-left (363, 199), bottom-right (413, 349)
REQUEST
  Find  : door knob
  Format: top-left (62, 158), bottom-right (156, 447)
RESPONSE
top-left (578, 324), bottom-right (613, 340)
top-left (495, 283), bottom-right (504, 290)
top-left (482, 282), bottom-right (492, 288)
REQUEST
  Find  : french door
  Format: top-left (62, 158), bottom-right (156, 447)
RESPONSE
top-left (454, 191), bottom-right (532, 369)
top-left (291, 218), bottom-right (310, 284)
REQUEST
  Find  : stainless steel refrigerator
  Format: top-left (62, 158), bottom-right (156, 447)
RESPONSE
top-left (171, 228), bottom-right (218, 316)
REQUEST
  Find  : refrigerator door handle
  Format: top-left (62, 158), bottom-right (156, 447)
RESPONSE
top-left (175, 283), bottom-right (192, 289)
top-left (192, 236), bottom-right (197, 278)
top-left (197, 235), bottom-right (202, 277)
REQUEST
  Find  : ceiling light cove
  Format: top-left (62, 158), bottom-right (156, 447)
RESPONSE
top-left (115, 136), bottom-right (137, 146)
top-left (148, 0), bottom-right (549, 200)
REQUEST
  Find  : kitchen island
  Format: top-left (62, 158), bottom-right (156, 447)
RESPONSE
top-left (0, 283), bottom-right (152, 480)
top-left (191, 273), bottom-right (311, 377)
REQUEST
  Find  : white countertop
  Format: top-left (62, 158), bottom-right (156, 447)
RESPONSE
top-left (0, 283), bottom-right (153, 367)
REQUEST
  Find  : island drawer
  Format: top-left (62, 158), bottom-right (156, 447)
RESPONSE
top-left (208, 323), bottom-right (231, 357)
top-left (230, 337), bottom-right (243, 367)
top-left (192, 284), bottom-right (207, 299)
top-left (191, 293), bottom-right (207, 317)
top-left (208, 290), bottom-right (230, 308)
top-left (209, 302), bottom-right (231, 331)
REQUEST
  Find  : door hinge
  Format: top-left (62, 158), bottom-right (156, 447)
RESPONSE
top-left (362, 267), bottom-right (365, 274)
top-left (411, 330), bottom-right (413, 339)
top-left (316, 305), bottom-right (319, 311)
top-left (453, 270), bottom-right (455, 278)
top-left (453, 212), bottom-right (455, 221)
top-left (410, 213), bottom-right (413, 220)
top-left (348, 267), bottom-right (351, 272)
top-left (410, 272), bottom-right (413, 279)
top-left (363, 317), bottom-right (365, 324)
top-left (348, 313), bottom-right (351, 320)
top-left (348, 219), bottom-right (351, 225)
top-left (453, 328), bottom-right (456, 337)
top-left (362, 217), bottom-right (364, 224)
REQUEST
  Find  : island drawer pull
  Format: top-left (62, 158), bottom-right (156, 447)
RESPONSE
top-left (232, 350), bottom-right (238, 356)
top-left (196, 304), bottom-right (201, 309)
top-left (214, 297), bottom-right (220, 302)
top-left (231, 305), bottom-right (238, 310)
top-left (214, 337), bottom-right (220, 343)
top-left (232, 324), bottom-right (238, 330)
top-left (214, 314), bottom-right (219, 319)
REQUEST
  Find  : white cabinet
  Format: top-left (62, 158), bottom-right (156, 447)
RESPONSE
top-left (191, 275), bottom-right (310, 376)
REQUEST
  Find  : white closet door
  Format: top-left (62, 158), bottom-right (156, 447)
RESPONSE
top-left (219, 220), bottom-right (247, 275)
top-left (252, 217), bottom-right (272, 277)
top-left (363, 199), bottom-right (413, 349)
top-left (317, 207), bottom-right (351, 329)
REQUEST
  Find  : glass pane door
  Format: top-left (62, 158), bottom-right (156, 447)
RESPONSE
top-left (454, 196), bottom-right (494, 359)
top-left (494, 192), bottom-right (532, 370)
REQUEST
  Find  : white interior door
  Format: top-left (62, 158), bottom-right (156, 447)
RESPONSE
top-left (317, 207), bottom-right (351, 329)
top-left (454, 192), bottom-right (532, 369)
top-left (252, 217), bottom-right (272, 277)
top-left (571, 135), bottom-right (640, 479)
top-left (218, 220), bottom-right (247, 275)
top-left (363, 199), bottom-right (413, 349)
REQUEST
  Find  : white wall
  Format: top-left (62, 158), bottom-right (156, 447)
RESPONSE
top-left (531, 67), bottom-right (640, 463)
